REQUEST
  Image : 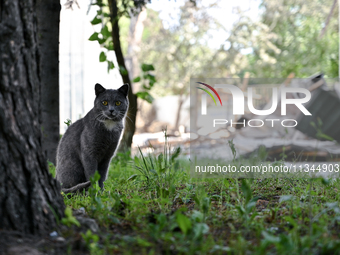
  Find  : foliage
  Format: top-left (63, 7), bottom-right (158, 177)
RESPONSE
top-left (59, 1), bottom-right (340, 253)
top-left (134, 63), bottom-right (156, 103)
top-left (138, 2), bottom-right (225, 97)
top-left (310, 118), bottom-right (335, 141)
top-left (247, 0), bottom-right (339, 78)
top-left (48, 161), bottom-right (56, 178)
top-left (138, 0), bottom-right (338, 99)
top-left (131, 130), bottom-right (181, 198)
top-left (61, 136), bottom-right (340, 254)
top-left (64, 118), bottom-right (72, 127)
top-left (88, 0), bottom-right (156, 103)
top-left (61, 207), bottom-right (80, 227)
top-left (88, 2), bottom-right (118, 73)
top-left (81, 230), bottom-right (102, 254)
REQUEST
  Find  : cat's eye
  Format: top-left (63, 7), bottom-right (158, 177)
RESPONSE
top-left (115, 101), bottom-right (121, 106)
top-left (102, 101), bottom-right (108, 106)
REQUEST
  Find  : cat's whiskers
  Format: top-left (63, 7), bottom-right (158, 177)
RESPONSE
top-left (94, 114), bottom-right (110, 128)
top-left (94, 112), bottom-right (104, 120)
top-left (95, 113), bottom-right (107, 122)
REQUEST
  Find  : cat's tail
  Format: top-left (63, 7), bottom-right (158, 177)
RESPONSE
top-left (61, 181), bottom-right (91, 194)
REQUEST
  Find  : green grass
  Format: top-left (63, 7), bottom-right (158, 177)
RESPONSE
top-left (52, 144), bottom-right (340, 255)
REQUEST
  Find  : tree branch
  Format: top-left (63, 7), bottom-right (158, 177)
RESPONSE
top-left (319, 0), bottom-right (337, 38)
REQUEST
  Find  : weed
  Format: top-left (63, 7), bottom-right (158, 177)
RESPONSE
top-left (48, 161), bottom-right (56, 177)
top-left (61, 136), bottom-right (340, 254)
top-left (131, 130), bottom-right (182, 199)
top-left (228, 139), bottom-right (237, 161)
top-left (311, 118), bottom-right (335, 141)
top-left (81, 230), bottom-right (103, 255)
top-left (64, 118), bottom-right (72, 127)
top-left (61, 207), bottom-right (80, 227)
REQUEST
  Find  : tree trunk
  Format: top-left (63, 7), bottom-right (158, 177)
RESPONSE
top-left (36, 0), bottom-right (61, 165)
top-left (108, 0), bottom-right (138, 152)
top-left (126, 8), bottom-right (147, 89)
top-left (0, 0), bottom-right (64, 235)
top-left (174, 95), bottom-right (186, 131)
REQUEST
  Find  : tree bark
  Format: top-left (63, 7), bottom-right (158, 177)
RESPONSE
top-left (174, 95), bottom-right (187, 131)
top-left (108, 0), bottom-right (138, 152)
top-left (126, 8), bottom-right (147, 89)
top-left (36, 0), bottom-right (61, 165)
top-left (0, 0), bottom-right (64, 235)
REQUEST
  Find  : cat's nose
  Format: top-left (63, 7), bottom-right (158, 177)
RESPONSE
top-left (109, 109), bottom-right (114, 114)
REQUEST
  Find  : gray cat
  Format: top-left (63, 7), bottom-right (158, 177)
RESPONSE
top-left (56, 83), bottom-right (129, 193)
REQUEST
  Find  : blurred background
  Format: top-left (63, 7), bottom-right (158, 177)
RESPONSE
top-left (59, 0), bottom-right (339, 159)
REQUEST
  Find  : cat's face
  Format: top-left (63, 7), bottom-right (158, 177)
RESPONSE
top-left (93, 83), bottom-right (129, 122)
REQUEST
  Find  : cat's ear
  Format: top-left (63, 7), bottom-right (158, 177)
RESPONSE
top-left (118, 83), bottom-right (129, 97)
top-left (95, 83), bottom-right (106, 96)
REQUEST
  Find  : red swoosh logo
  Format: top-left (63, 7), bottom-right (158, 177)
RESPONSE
top-left (197, 82), bottom-right (222, 106)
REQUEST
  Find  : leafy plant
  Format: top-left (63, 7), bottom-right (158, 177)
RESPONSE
top-left (61, 207), bottom-right (80, 227)
top-left (64, 118), bottom-right (72, 127)
top-left (88, 1), bottom-right (117, 73)
top-left (228, 139), bottom-right (237, 161)
top-left (48, 161), bottom-right (56, 177)
top-left (193, 185), bottom-right (211, 219)
top-left (134, 63), bottom-right (156, 103)
top-left (233, 179), bottom-right (258, 226)
top-left (130, 129), bottom-right (181, 198)
top-left (310, 118), bottom-right (335, 141)
top-left (88, 171), bottom-right (105, 216)
top-left (81, 229), bottom-right (102, 254)
top-left (61, 141), bottom-right (340, 254)
top-left (88, 0), bottom-right (156, 108)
